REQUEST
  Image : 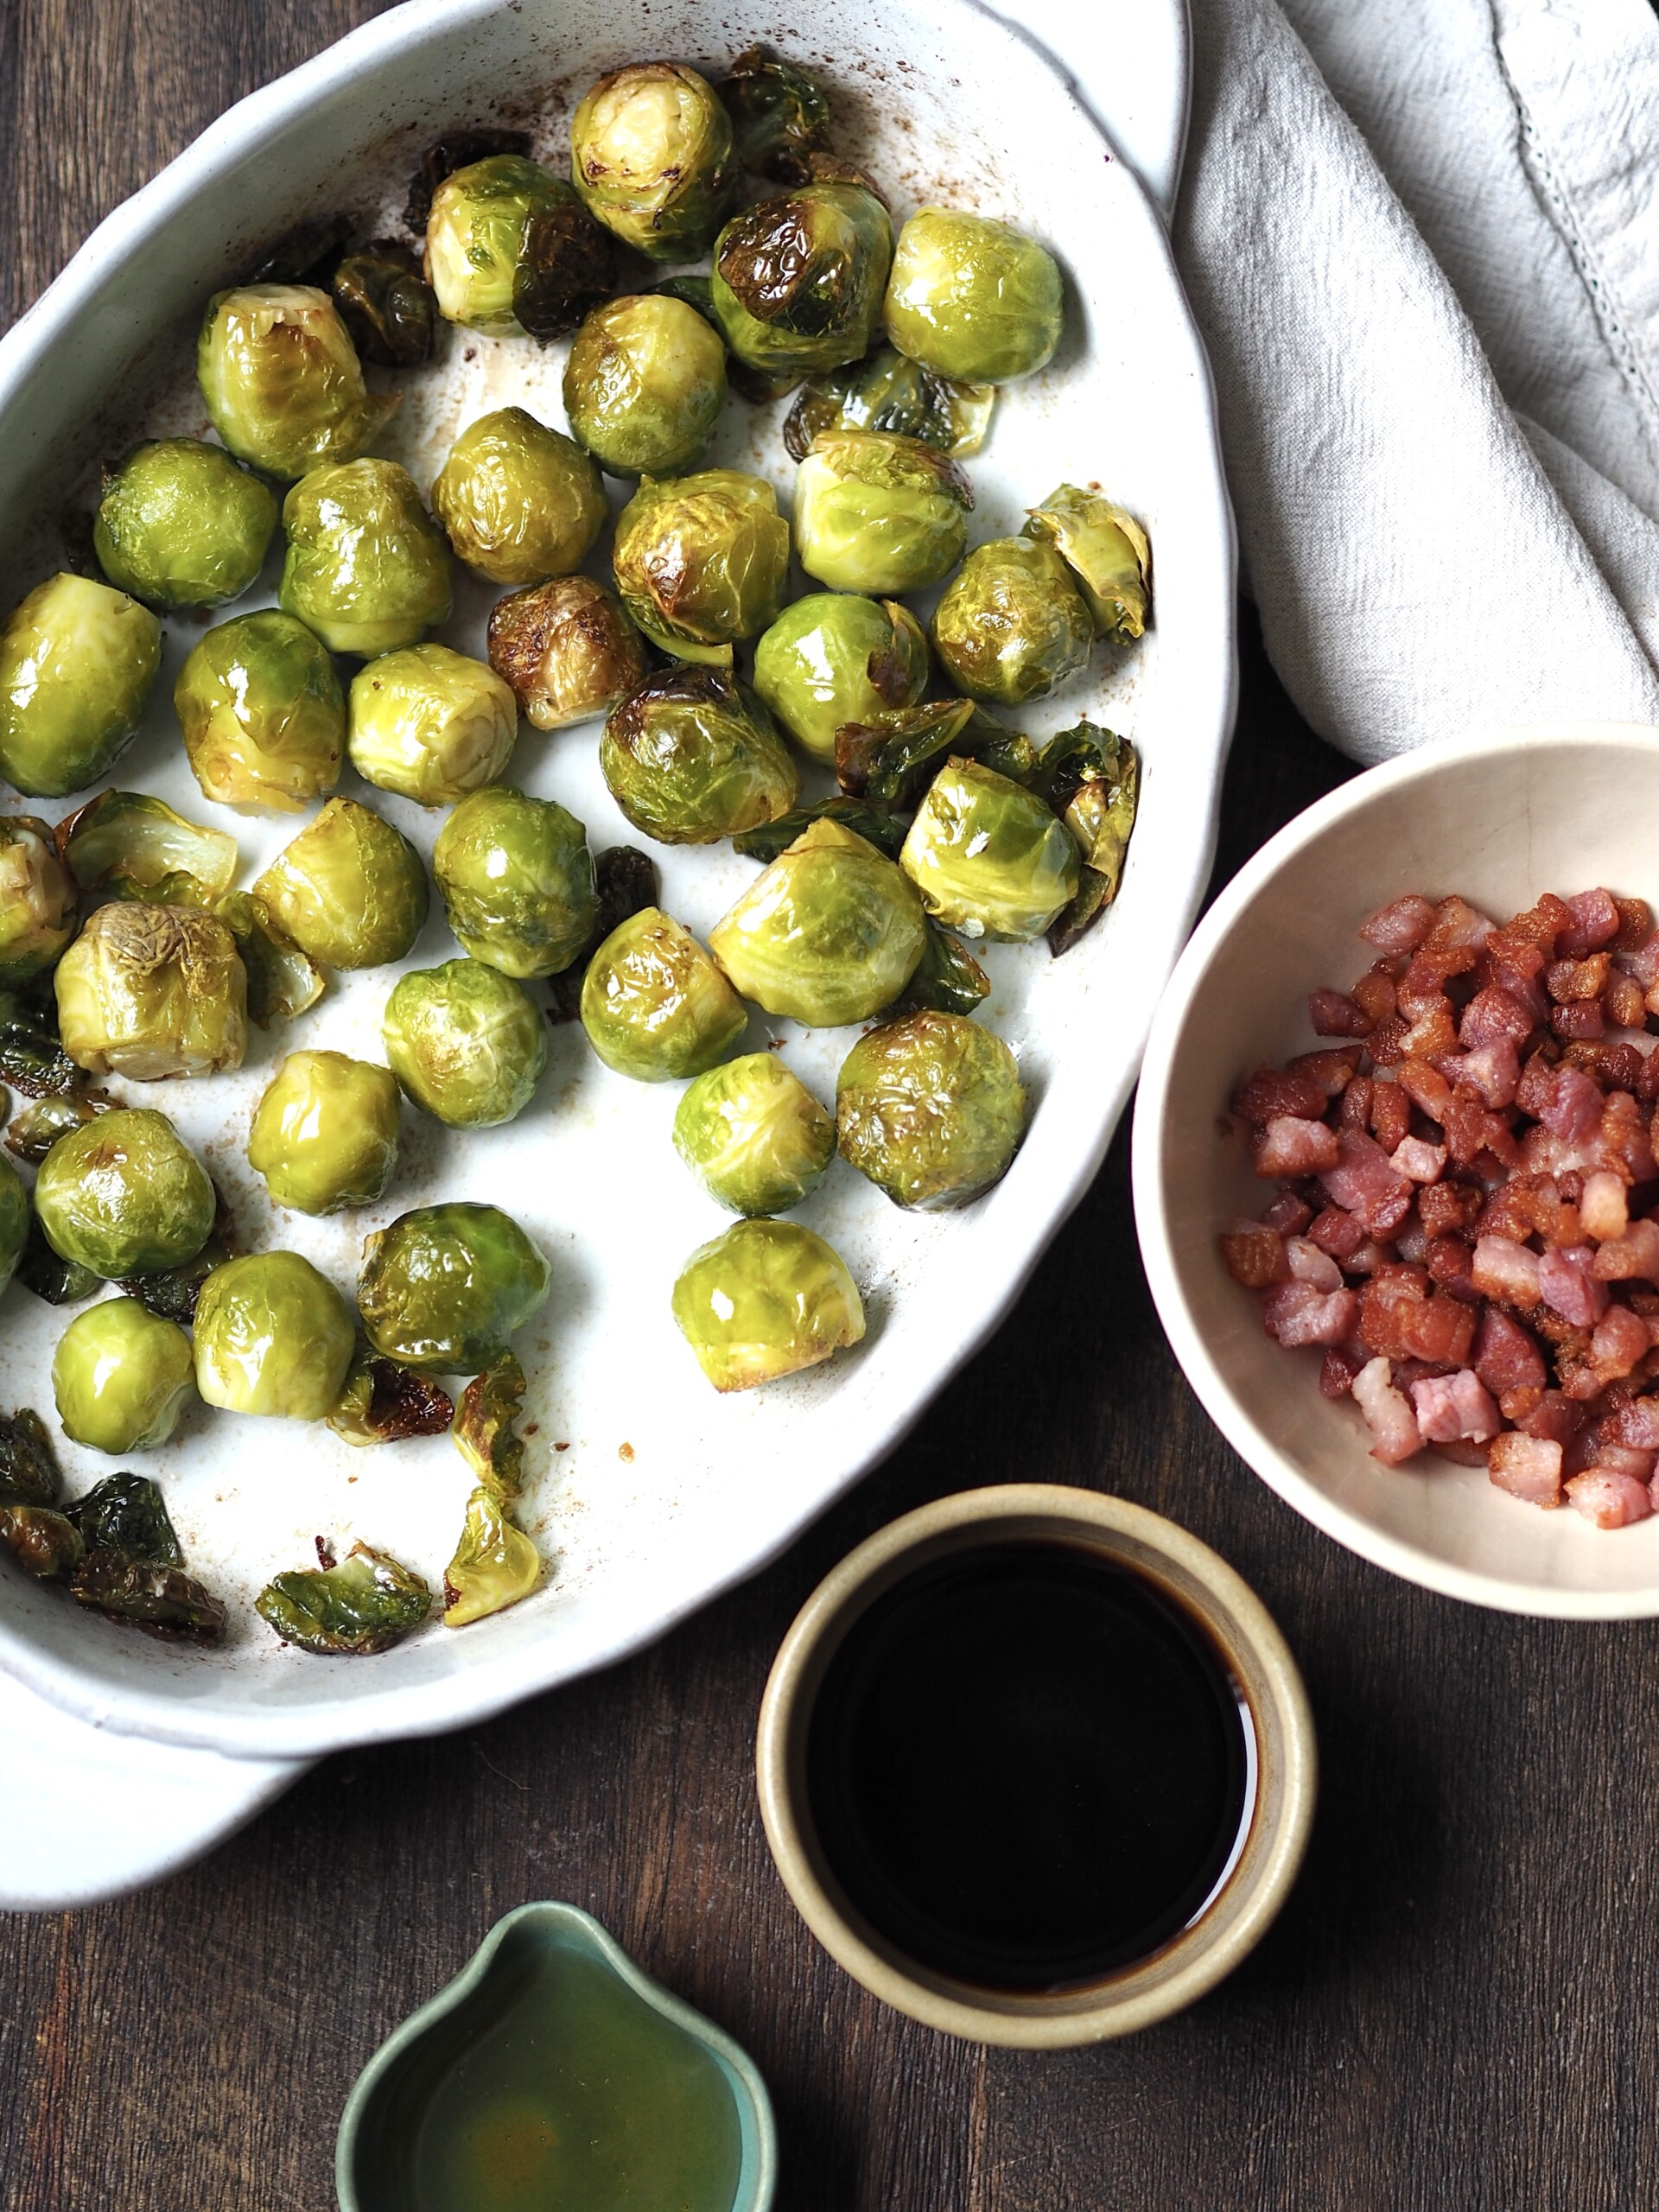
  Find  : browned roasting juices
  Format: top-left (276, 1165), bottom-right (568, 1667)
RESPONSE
top-left (804, 1543), bottom-right (1251, 1989)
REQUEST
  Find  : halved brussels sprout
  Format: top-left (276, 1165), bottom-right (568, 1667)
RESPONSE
top-left (253, 797), bottom-right (429, 970)
top-left (930, 537), bottom-right (1093, 707)
top-left (673, 1052), bottom-right (835, 1216)
top-left (486, 575), bottom-right (648, 732)
top-left (433, 785), bottom-right (598, 979)
top-left (0, 574), bottom-right (162, 798)
top-left (332, 240), bottom-right (437, 367)
top-left (383, 958), bottom-right (548, 1128)
top-left (431, 408), bottom-right (608, 586)
top-left (359, 1202), bottom-right (551, 1373)
top-left (885, 209), bottom-right (1064, 384)
top-left (0, 817), bottom-right (75, 981)
top-left (347, 644), bottom-right (518, 807)
top-left (752, 593), bottom-right (928, 764)
top-left (1023, 486), bottom-right (1151, 645)
top-left (1030, 719), bottom-right (1141, 954)
top-left (59, 790), bottom-right (239, 907)
top-left (0, 1504), bottom-right (82, 1580)
top-left (0, 1405), bottom-right (62, 1505)
top-left (327, 1347), bottom-right (454, 1446)
top-left (444, 1487), bottom-right (541, 1627)
top-left (733, 795), bottom-right (910, 865)
top-left (55, 904), bottom-right (247, 1080)
top-left (52, 1298), bottom-right (195, 1454)
top-left (175, 608), bottom-right (346, 814)
top-left (612, 469), bottom-right (790, 664)
top-left (0, 1151), bottom-right (25, 1295)
top-left (563, 296), bottom-right (728, 478)
top-left (719, 46), bottom-right (830, 181)
top-left (423, 154), bottom-right (566, 334)
top-left (671, 1218), bottom-right (864, 1390)
top-left (249, 1050), bottom-right (401, 1214)
top-left (899, 756), bottom-right (1079, 941)
top-left (580, 907), bottom-right (747, 1082)
top-left (94, 438), bottom-right (278, 610)
top-left (63, 1471), bottom-right (180, 1561)
top-left (198, 284), bottom-right (396, 479)
top-left (600, 666), bottom-right (798, 846)
top-left (793, 431), bottom-right (971, 595)
top-left (280, 459), bottom-right (453, 658)
top-left (34, 1108), bottom-right (214, 1280)
top-left (709, 818), bottom-right (926, 1027)
top-left (257, 1542), bottom-right (432, 1654)
top-left (570, 62), bottom-right (734, 262)
top-left (783, 346), bottom-right (995, 461)
top-left (836, 1010), bottom-right (1027, 1209)
top-left (711, 181), bottom-right (892, 380)
top-left (5, 1091), bottom-right (105, 1166)
top-left (512, 191), bottom-right (620, 341)
top-left (216, 891), bottom-right (327, 1027)
top-left (194, 1249), bottom-right (357, 1418)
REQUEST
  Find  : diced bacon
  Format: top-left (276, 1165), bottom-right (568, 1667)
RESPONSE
top-left (1545, 953), bottom-right (1611, 1004)
top-left (1287, 1047), bottom-right (1365, 1096)
top-left (1601, 1396), bottom-right (1659, 1449)
top-left (1538, 1065), bottom-right (1604, 1145)
top-left (1344, 1240), bottom-right (1392, 1274)
top-left (1390, 1136), bottom-right (1446, 1184)
top-left (1419, 1180), bottom-right (1482, 1236)
top-left (1369, 1083), bottom-right (1412, 1155)
top-left (1490, 957), bottom-right (1548, 1020)
top-left (1553, 1001), bottom-right (1605, 1042)
top-left (1613, 897), bottom-right (1654, 953)
top-left (1558, 887), bottom-right (1621, 959)
top-left (1352, 1356), bottom-right (1424, 1464)
top-left (1320, 1128), bottom-right (1413, 1235)
top-left (1471, 1236), bottom-right (1542, 1304)
top-left (1517, 1391), bottom-right (1585, 1445)
top-left (1621, 929), bottom-right (1659, 990)
top-left (1308, 988), bottom-right (1370, 1037)
top-left (1565, 1470), bottom-right (1654, 1529)
top-left (1397, 1058), bottom-right (1453, 1122)
top-left (1488, 1431), bottom-right (1564, 1506)
top-left (1319, 1347), bottom-right (1364, 1399)
top-left (1262, 1281), bottom-right (1359, 1349)
top-left (1409, 1369), bottom-right (1500, 1443)
top-left (1472, 1307), bottom-right (1547, 1395)
top-left (1570, 1041), bottom-right (1648, 1094)
top-left (1230, 1065), bottom-right (1327, 1124)
top-left (1397, 1293), bottom-right (1477, 1367)
top-left (1308, 1205), bottom-right (1366, 1260)
top-left (1604, 972), bottom-right (1647, 1030)
top-left (1260, 1190), bottom-right (1314, 1235)
top-left (1425, 1234), bottom-right (1476, 1294)
top-left (1457, 1039), bottom-right (1521, 1109)
top-left (1459, 986), bottom-right (1535, 1049)
top-left (1359, 895), bottom-right (1436, 955)
top-left (1400, 945), bottom-right (1477, 1019)
top-left (1338, 1077), bottom-right (1373, 1129)
top-left (1498, 893), bottom-right (1573, 957)
top-left (1588, 1303), bottom-right (1651, 1382)
top-left (1254, 1116), bottom-right (1340, 1179)
top-left (1401, 1000), bottom-right (1459, 1063)
top-left (1583, 1442), bottom-right (1655, 1484)
top-left (1286, 1237), bottom-right (1344, 1291)
top-left (1365, 1015), bottom-right (1409, 1067)
top-left (1596, 1091), bottom-right (1655, 1183)
top-left (1422, 896), bottom-right (1495, 951)
top-left (1580, 1172), bottom-right (1629, 1243)
top-left (1591, 1219), bottom-right (1659, 1282)
top-left (1537, 1245), bottom-right (1610, 1328)
top-left (1220, 1227), bottom-right (1287, 1289)
top-left (1395, 1215), bottom-right (1430, 1266)
top-left (1351, 965), bottom-right (1397, 1026)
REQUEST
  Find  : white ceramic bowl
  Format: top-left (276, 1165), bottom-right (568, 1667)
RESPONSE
top-left (1135, 721), bottom-right (1659, 1619)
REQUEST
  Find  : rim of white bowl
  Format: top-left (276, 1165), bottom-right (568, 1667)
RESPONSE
top-left (1133, 719), bottom-right (1659, 1620)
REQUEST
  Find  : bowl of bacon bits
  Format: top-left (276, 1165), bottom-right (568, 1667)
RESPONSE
top-left (1133, 723), bottom-right (1659, 1616)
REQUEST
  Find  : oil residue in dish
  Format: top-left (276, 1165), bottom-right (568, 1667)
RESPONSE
top-left (410, 1942), bottom-right (742, 2212)
top-left (805, 1542), bottom-right (1251, 1989)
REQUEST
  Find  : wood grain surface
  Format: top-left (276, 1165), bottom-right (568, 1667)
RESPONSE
top-left (2, 6), bottom-right (1655, 2207)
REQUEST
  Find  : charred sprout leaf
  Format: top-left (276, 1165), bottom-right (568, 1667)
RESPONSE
top-left (70, 1551), bottom-right (227, 1643)
top-left (64, 1472), bottom-right (181, 1566)
top-left (886, 918), bottom-right (990, 1016)
top-left (18, 1218), bottom-right (100, 1306)
top-left (0, 1503), bottom-right (82, 1579)
top-left (0, 984), bottom-right (80, 1096)
top-left (0, 1150), bottom-right (23, 1294)
top-left (783, 346), bottom-right (995, 461)
top-left (546, 845), bottom-right (659, 1023)
top-left (653, 271), bottom-right (716, 324)
top-left (443, 1486), bottom-right (541, 1627)
top-left (1022, 486), bottom-right (1150, 645)
top-left (4, 1090), bottom-right (108, 1166)
top-left (1043, 727), bottom-right (1139, 956)
top-left (0, 1408), bottom-right (63, 1507)
top-left (720, 46), bottom-right (831, 181)
top-left (734, 796), bottom-right (911, 864)
top-left (327, 1344), bottom-right (454, 1447)
top-left (217, 892), bottom-right (327, 1028)
top-left (58, 790), bottom-right (239, 910)
top-left (245, 214), bottom-right (353, 287)
top-left (406, 128), bottom-right (533, 229)
top-left (452, 1352), bottom-right (528, 1509)
top-left (119, 1182), bottom-right (238, 1325)
top-left (513, 195), bottom-right (620, 342)
top-left (333, 240), bottom-right (437, 368)
top-left (835, 697), bottom-right (976, 806)
top-left (257, 1541), bottom-right (431, 1655)
top-left (1047, 869), bottom-right (1115, 958)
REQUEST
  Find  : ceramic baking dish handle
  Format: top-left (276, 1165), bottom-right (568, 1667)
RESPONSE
top-left (0, 1673), bottom-right (306, 1910)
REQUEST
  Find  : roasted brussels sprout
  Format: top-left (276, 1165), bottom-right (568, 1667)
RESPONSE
top-left (216, 891), bottom-right (327, 1027)
top-left (486, 575), bottom-right (648, 732)
top-left (280, 458), bottom-right (453, 658)
top-left (671, 1218), bottom-right (864, 1390)
top-left (249, 1050), bottom-right (400, 1214)
top-left (783, 346), bottom-right (995, 461)
top-left (0, 1405), bottom-right (63, 1505)
top-left (570, 62), bottom-right (734, 262)
top-left (383, 958), bottom-right (547, 1128)
top-left (70, 1551), bottom-right (227, 1642)
top-left (544, 844), bottom-right (658, 1024)
top-left (433, 785), bottom-right (598, 978)
top-left (0, 573), bottom-right (161, 798)
top-left (34, 1108), bottom-right (214, 1280)
top-left (930, 537), bottom-right (1093, 707)
top-left (612, 469), bottom-right (790, 662)
top-left (332, 240), bottom-right (437, 368)
top-left (711, 180), bottom-right (892, 380)
top-left (423, 154), bottom-right (566, 334)
top-left (253, 797), bottom-right (429, 970)
top-left (709, 818), bottom-right (926, 1026)
top-left (600, 666), bottom-right (798, 846)
top-left (59, 789), bottom-right (239, 907)
top-left (885, 209), bottom-right (1064, 384)
top-left (732, 794), bottom-right (911, 864)
top-left (55, 904), bottom-right (247, 1080)
top-left (899, 755), bottom-right (1079, 941)
top-left (5, 1090), bottom-right (105, 1166)
top-left (563, 296), bottom-right (728, 478)
top-left (407, 128), bottom-right (532, 228)
top-left (1023, 486), bottom-right (1151, 645)
top-left (792, 431), bottom-right (971, 595)
top-left (198, 284), bottom-right (395, 479)
top-left (52, 1298), bottom-right (195, 1454)
top-left (359, 1201), bottom-right (551, 1372)
top-left (257, 1542), bottom-right (432, 1654)
top-left (444, 1485), bottom-right (541, 1626)
top-left (194, 1249), bottom-right (357, 1418)
top-left (94, 439), bottom-right (278, 610)
top-left (0, 1151), bottom-right (24, 1294)
top-left (0, 817), bottom-right (75, 981)
top-left (836, 1010), bottom-right (1027, 1208)
top-left (327, 1348), bottom-right (454, 1446)
top-left (719, 46), bottom-right (830, 181)
top-left (673, 1052), bottom-right (835, 1216)
top-left (175, 608), bottom-right (345, 814)
top-left (580, 907), bottom-right (747, 1082)
top-left (512, 192), bottom-right (620, 342)
top-left (431, 408), bottom-right (607, 585)
top-left (347, 644), bottom-right (518, 807)
top-left (0, 1504), bottom-right (82, 1579)
top-left (245, 213), bottom-right (353, 288)
top-left (752, 593), bottom-right (928, 764)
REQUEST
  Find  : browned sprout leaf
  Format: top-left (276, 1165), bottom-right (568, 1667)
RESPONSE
top-left (0, 1408), bottom-right (62, 1507)
top-left (119, 1183), bottom-right (238, 1324)
top-left (836, 699), bottom-right (1034, 808)
top-left (0, 985), bottom-right (79, 1096)
top-left (1034, 723), bottom-right (1140, 957)
top-left (0, 1504), bottom-right (82, 1579)
top-left (16, 1218), bottom-right (100, 1306)
top-left (453, 1353), bottom-right (527, 1510)
top-left (334, 240), bottom-right (437, 367)
top-left (513, 198), bottom-right (620, 342)
top-left (546, 845), bottom-right (658, 1023)
top-left (327, 1344), bottom-right (454, 1447)
top-left (64, 1474), bottom-right (181, 1566)
top-left (256, 1542), bottom-right (430, 1655)
top-left (70, 1551), bottom-right (228, 1644)
top-left (245, 213), bottom-right (353, 287)
top-left (734, 795), bottom-right (910, 864)
top-left (885, 919), bottom-right (991, 1017)
top-left (405, 128), bottom-right (532, 228)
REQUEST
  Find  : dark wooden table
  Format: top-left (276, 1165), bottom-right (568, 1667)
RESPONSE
top-left (3, 7), bottom-right (1656, 2205)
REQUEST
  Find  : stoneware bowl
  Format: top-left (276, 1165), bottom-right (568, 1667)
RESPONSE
top-left (1134, 721), bottom-right (1659, 1618)
top-left (755, 1484), bottom-right (1315, 2045)
top-left (335, 1900), bottom-right (776, 2211)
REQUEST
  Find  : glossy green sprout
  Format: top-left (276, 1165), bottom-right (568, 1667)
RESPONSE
top-left (347, 644), bottom-right (518, 807)
top-left (198, 284), bottom-right (395, 479)
top-left (900, 756), bottom-right (1079, 941)
top-left (94, 438), bottom-right (278, 609)
top-left (837, 1010), bottom-right (1027, 1209)
top-left (711, 179), bottom-right (892, 380)
top-left (359, 1202), bottom-right (551, 1372)
top-left (443, 1486), bottom-right (541, 1626)
top-left (486, 575), bottom-right (648, 731)
top-left (52, 1298), bottom-right (195, 1454)
top-left (0, 573), bottom-right (162, 798)
top-left (752, 593), bottom-right (928, 764)
top-left (383, 958), bottom-right (547, 1128)
top-left (0, 817), bottom-right (76, 982)
top-left (423, 154), bottom-right (567, 335)
top-left (279, 458), bottom-right (453, 658)
top-left (248, 1050), bottom-right (401, 1214)
top-left (671, 1218), bottom-right (864, 1391)
top-left (563, 294), bottom-right (728, 477)
top-left (611, 469), bottom-right (790, 663)
top-left (431, 407), bottom-right (608, 585)
top-left (570, 62), bottom-right (734, 262)
top-left (253, 797), bottom-right (429, 970)
top-left (432, 785), bottom-right (598, 978)
top-left (580, 906), bottom-right (747, 1082)
top-left (1023, 485), bottom-right (1151, 645)
top-left (257, 1542), bottom-right (432, 1654)
top-left (175, 608), bottom-right (345, 812)
top-left (194, 1250), bottom-right (357, 1418)
top-left (673, 1052), bottom-right (835, 1215)
top-left (885, 208), bottom-right (1064, 384)
top-left (600, 665), bottom-right (798, 845)
top-left (55, 903), bottom-right (247, 1079)
top-left (34, 1108), bottom-right (214, 1280)
top-left (792, 431), bottom-right (971, 595)
top-left (930, 537), bottom-right (1093, 707)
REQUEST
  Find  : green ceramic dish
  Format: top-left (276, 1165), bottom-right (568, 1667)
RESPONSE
top-left (335, 1900), bottom-right (778, 2211)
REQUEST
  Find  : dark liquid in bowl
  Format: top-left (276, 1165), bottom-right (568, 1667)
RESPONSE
top-left (805, 1542), bottom-right (1251, 1989)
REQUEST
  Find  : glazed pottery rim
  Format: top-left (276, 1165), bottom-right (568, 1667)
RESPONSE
top-left (754, 1484), bottom-right (1317, 2046)
top-left (334, 1899), bottom-right (779, 2212)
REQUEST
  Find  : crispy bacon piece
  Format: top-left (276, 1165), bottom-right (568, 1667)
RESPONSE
top-left (1287, 1046), bottom-right (1366, 1096)
top-left (1308, 988), bottom-right (1370, 1037)
top-left (1262, 1281), bottom-right (1358, 1349)
top-left (1286, 1237), bottom-right (1344, 1291)
top-left (1351, 964), bottom-right (1398, 1026)
top-left (1307, 1205), bottom-right (1366, 1260)
top-left (1613, 897), bottom-right (1654, 953)
top-left (1553, 1001), bottom-right (1605, 1042)
top-left (1220, 1227), bottom-right (1286, 1289)
top-left (1558, 887), bottom-right (1621, 960)
top-left (1545, 954), bottom-right (1611, 1004)
top-left (1419, 1179), bottom-right (1483, 1236)
top-left (1409, 1370), bottom-right (1499, 1443)
top-left (1360, 895), bottom-right (1437, 955)
top-left (1580, 1171), bottom-right (1630, 1243)
top-left (1458, 1039), bottom-right (1521, 1109)
top-left (1537, 1065), bottom-right (1604, 1145)
top-left (1592, 1219), bottom-right (1659, 1282)
top-left (1260, 1190), bottom-right (1314, 1235)
top-left (1422, 896), bottom-right (1495, 952)
top-left (1319, 1347), bottom-right (1365, 1398)
top-left (1254, 1116), bottom-right (1341, 1179)
top-left (1472, 1307), bottom-right (1547, 1395)
top-left (1471, 1235), bottom-right (1542, 1305)
top-left (1537, 1246), bottom-right (1610, 1329)
top-left (1351, 1357), bottom-right (1422, 1464)
top-left (1488, 1432), bottom-right (1564, 1508)
top-left (1369, 1083), bottom-right (1412, 1156)
top-left (1230, 1065), bottom-right (1328, 1124)
top-left (1564, 1469), bottom-right (1653, 1528)
top-left (1321, 1128), bottom-right (1413, 1235)
top-left (1603, 972), bottom-right (1647, 1030)
top-left (1391, 1136), bottom-right (1446, 1185)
